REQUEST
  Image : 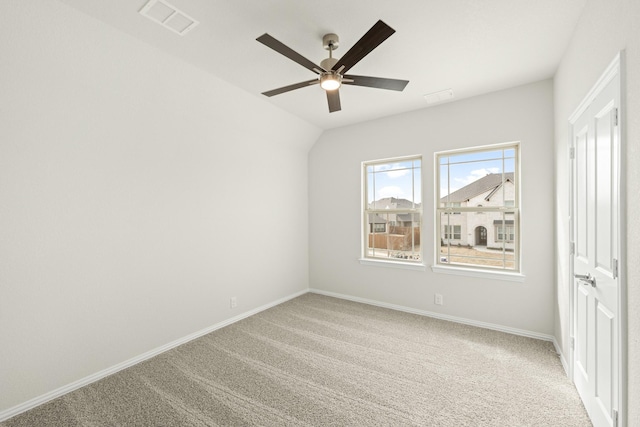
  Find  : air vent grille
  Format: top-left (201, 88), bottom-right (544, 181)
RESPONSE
top-left (423, 89), bottom-right (454, 104)
top-left (139, 0), bottom-right (199, 36)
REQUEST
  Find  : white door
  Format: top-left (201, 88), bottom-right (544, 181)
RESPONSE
top-left (571, 63), bottom-right (621, 427)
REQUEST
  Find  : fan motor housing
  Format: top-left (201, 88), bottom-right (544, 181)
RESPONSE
top-left (320, 57), bottom-right (338, 70)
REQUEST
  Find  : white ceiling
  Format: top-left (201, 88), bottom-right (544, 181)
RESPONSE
top-left (58, 0), bottom-right (586, 130)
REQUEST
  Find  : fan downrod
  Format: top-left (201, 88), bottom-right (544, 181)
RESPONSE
top-left (320, 33), bottom-right (339, 71)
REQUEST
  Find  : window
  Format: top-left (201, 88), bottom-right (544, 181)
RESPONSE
top-left (372, 223), bottom-right (386, 233)
top-left (495, 222), bottom-right (515, 242)
top-left (443, 225), bottom-right (461, 240)
top-left (435, 143), bottom-right (519, 272)
top-left (505, 200), bottom-right (515, 215)
top-left (363, 156), bottom-right (422, 263)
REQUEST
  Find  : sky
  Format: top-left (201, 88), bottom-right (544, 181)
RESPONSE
top-left (367, 159), bottom-right (421, 205)
top-left (366, 147), bottom-right (516, 205)
top-left (439, 148), bottom-right (516, 196)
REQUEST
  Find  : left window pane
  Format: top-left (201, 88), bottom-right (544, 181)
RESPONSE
top-left (363, 156), bottom-right (422, 262)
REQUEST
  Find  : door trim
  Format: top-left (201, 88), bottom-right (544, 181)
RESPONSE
top-left (568, 51), bottom-right (627, 426)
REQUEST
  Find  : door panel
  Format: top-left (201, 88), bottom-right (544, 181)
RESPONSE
top-left (575, 126), bottom-right (589, 260)
top-left (595, 302), bottom-right (614, 414)
top-left (576, 285), bottom-right (589, 376)
top-left (595, 106), bottom-right (614, 273)
top-left (571, 68), bottom-right (620, 427)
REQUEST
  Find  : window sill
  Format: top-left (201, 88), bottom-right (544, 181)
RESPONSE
top-left (430, 264), bottom-right (525, 282)
top-left (359, 258), bottom-right (426, 271)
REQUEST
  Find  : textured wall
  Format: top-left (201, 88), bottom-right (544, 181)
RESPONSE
top-left (0, 0), bottom-right (320, 414)
top-left (310, 80), bottom-right (555, 335)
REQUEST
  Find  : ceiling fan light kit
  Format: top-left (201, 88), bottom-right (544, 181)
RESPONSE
top-left (257, 20), bottom-right (409, 113)
top-left (319, 72), bottom-right (342, 91)
top-left (319, 35), bottom-right (342, 91)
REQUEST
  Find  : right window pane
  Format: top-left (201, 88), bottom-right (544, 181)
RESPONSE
top-left (436, 143), bottom-right (519, 272)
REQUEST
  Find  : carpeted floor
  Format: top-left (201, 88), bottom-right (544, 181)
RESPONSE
top-left (2, 293), bottom-right (591, 426)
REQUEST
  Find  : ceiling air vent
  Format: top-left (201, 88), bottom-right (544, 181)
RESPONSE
top-left (423, 89), bottom-right (454, 104)
top-left (139, 0), bottom-right (199, 36)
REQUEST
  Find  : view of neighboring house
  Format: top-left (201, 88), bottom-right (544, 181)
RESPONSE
top-left (367, 197), bottom-right (421, 232)
top-left (366, 174), bottom-right (515, 256)
top-left (367, 197), bottom-right (421, 254)
top-left (440, 173), bottom-right (516, 250)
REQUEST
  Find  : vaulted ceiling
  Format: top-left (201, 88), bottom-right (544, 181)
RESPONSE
top-left (58, 0), bottom-right (586, 129)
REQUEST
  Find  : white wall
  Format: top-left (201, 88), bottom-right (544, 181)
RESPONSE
top-left (309, 80), bottom-right (555, 335)
top-left (0, 0), bottom-right (320, 413)
top-left (553, 0), bottom-right (640, 424)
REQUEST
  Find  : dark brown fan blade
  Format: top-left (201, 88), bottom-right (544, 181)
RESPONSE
top-left (326, 90), bottom-right (341, 113)
top-left (262, 79), bottom-right (319, 97)
top-left (257, 34), bottom-right (324, 74)
top-left (343, 75), bottom-right (409, 91)
top-left (331, 20), bottom-right (395, 74)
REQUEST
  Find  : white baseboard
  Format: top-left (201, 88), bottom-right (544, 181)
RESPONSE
top-left (309, 288), bottom-right (556, 342)
top-left (0, 289), bottom-right (307, 423)
top-left (553, 337), bottom-right (570, 377)
top-left (1, 288), bottom-right (565, 422)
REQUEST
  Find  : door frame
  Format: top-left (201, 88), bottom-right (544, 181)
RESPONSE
top-left (568, 51), bottom-right (627, 426)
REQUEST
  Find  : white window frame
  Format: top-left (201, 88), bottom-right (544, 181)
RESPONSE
top-left (432, 142), bottom-right (524, 281)
top-left (360, 155), bottom-right (424, 270)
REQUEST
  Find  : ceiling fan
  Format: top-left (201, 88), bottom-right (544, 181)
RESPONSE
top-left (257, 20), bottom-right (409, 113)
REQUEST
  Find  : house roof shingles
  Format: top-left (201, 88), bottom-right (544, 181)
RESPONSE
top-left (441, 172), bottom-right (514, 203)
top-left (368, 214), bottom-right (387, 224)
top-left (397, 213), bottom-right (421, 223)
top-left (369, 197), bottom-right (420, 210)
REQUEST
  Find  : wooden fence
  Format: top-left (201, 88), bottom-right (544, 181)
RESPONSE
top-left (368, 226), bottom-right (420, 250)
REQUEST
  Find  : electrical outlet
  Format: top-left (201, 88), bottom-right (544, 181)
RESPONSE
top-left (434, 294), bottom-right (444, 305)
top-left (230, 297), bottom-right (237, 308)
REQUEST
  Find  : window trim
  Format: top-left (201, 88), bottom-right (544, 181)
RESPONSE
top-left (362, 154), bottom-right (424, 267)
top-left (431, 264), bottom-right (525, 282)
top-left (359, 258), bottom-right (427, 271)
top-left (434, 142), bottom-right (522, 275)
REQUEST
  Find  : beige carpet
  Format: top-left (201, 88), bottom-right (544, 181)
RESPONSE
top-left (2, 293), bottom-right (591, 426)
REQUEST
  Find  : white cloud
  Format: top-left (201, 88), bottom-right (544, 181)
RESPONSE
top-left (376, 163), bottom-right (411, 179)
top-left (386, 168), bottom-right (410, 179)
